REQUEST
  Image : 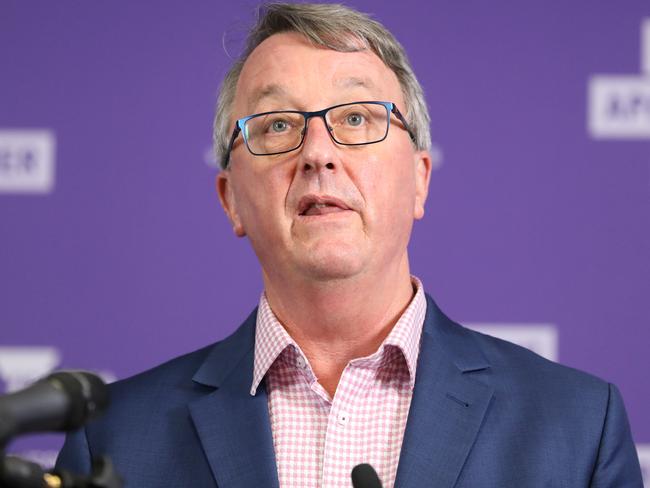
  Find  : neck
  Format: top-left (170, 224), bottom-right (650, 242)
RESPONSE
top-left (262, 254), bottom-right (415, 397)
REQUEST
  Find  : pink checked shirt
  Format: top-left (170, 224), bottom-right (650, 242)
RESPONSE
top-left (250, 278), bottom-right (427, 488)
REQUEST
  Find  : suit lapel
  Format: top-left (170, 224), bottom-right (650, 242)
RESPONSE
top-left (188, 310), bottom-right (280, 488)
top-left (395, 296), bottom-right (495, 488)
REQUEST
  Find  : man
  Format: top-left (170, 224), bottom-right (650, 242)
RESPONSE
top-left (57, 3), bottom-right (642, 487)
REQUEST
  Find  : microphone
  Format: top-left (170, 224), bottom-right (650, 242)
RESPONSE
top-left (0, 454), bottom-right (123, 488)
top-left (0, 455), bottom-right (48, 487)
top-left (0, 371), bottom-right (109, 447)
top-left (351, 463), bottom-right (383, 488)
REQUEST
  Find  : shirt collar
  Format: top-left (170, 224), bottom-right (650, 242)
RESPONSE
top-left (250, 276), bottom-right (427, 395)
top-left (250, 297), bottom-right (299, 395)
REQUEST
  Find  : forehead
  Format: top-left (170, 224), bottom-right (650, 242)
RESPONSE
top-left (233, 32), bottom-right (404, 116)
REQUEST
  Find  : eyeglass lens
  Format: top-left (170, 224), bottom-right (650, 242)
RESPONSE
top-left (243, 103), bottom-right (390, 156)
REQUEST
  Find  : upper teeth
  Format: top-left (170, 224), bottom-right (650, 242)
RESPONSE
top-left (312, 203), bottom-right (329, 208)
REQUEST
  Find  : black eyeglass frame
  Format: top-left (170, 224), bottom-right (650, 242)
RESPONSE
top-left (221, 101), bottom-right (416, 168)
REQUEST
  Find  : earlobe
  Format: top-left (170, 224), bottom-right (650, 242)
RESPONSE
top-left (413, 150), bottom-right (432, 220)
top-left (216, 172), bottom-right (246, 237)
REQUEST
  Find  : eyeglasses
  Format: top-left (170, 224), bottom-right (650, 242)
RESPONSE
top-left (222, 101), bottom-right (415, 168)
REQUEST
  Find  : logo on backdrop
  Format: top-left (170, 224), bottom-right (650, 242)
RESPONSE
top-left (588, 19), bottom-right (650, 139)
top-left (0, 130), bottom-right (56, 194)
top-left (0, 346), bottom-right (116, 394)
top-left (464, 323), bottom-right (558, 361)
top-left (638, 444), bottom-right (650, 486)
top-left (0, 347), bottom-right (61, 393)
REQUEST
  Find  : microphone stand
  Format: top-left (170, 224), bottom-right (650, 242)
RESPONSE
top-left (0, 451), bottom-right (123, 488)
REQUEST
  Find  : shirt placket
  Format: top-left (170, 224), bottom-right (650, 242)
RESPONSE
top-left (284, 349), bottom-right (329, 487)
top-left (319, 361), bottom-right (376, 488)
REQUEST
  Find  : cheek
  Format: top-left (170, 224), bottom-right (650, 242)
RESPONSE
top-left (234, 165), bottom-right (292, 236)
top-left (353, 149), bottom-right (416, 226)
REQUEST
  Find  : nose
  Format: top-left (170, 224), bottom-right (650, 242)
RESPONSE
top-left (299, 115), bottom-right (338, 173)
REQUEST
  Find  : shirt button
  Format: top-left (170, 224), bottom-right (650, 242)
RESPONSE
top-left (337, 411), bottom-right (350, 426)
top-left (295, 355), bottom-right (307, 369)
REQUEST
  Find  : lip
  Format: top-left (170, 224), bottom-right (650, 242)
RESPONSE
top-left (296, 194), bottom-right (352, 216)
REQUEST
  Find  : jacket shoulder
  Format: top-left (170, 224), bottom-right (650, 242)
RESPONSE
top-left (461, 325), bottom-right (612, 414)
top-left (108, 342), bottom-right (215, 397)
top-left (470, 326), bottom-right (604, 384)
top-left (107, 306), bottom-right (258, 401)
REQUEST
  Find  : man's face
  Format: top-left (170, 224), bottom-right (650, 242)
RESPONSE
top-left (218, 32), bottom-right (431, 284)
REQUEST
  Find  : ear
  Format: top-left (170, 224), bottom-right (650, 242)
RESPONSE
top-left (413, 150), bottom-right (432, 220)
top-left (216, 171), bottom-right (246, 237)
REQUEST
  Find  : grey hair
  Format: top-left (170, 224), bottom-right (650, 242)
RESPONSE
top-left (214, 2), bottom-right (431, 169)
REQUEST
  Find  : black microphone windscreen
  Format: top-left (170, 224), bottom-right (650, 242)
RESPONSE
top-left (48, 371), bottom-right (109, 429)
top-left (0, 370), bottom-right (109, 446)
top-left (351, 463), bottom-right (383, 488)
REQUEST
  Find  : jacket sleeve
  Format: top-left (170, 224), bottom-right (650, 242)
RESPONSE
top-left (55, 427), bottom-right (92, 476)
top-left (589, 383), bottom-right (643, 487)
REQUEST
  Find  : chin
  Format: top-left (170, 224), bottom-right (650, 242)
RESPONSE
top-left (297, 245), bottom-right (366, 282)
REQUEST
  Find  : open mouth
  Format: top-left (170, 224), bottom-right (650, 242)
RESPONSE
top-left (297, 196), bottom-right (351, 217)
top-left (301, 203), bottom-right (347, 216)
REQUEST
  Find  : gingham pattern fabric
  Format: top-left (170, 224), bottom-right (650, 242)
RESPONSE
top-left (251, 278), bottom-right (427, 488)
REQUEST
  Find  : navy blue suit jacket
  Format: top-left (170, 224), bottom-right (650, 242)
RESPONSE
top-left (56, 295), bottom-right (643, 487)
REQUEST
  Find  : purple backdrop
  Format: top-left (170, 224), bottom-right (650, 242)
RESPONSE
top-left (1, 0), bottom-right (648, 479)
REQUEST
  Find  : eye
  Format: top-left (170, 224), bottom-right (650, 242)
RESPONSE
top-left (346, 113), bottom-right (365, 127)
top-left (269, 118), bottom-right (289, 133)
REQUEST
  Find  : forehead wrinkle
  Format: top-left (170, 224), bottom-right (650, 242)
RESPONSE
top-left (333, 76), bottom-right (376, 91)
top-left (247, 83), bottom-right (292, 113)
